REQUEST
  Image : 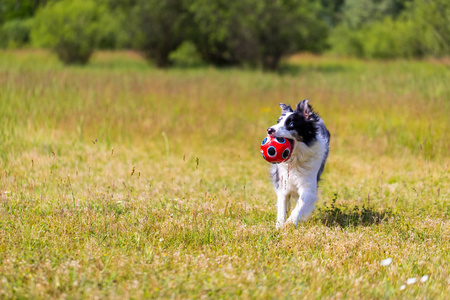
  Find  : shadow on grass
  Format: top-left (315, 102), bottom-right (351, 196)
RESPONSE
top-left (314, 196), bottom-right (393, 228)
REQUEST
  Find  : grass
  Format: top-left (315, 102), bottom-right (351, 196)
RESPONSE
top-left (0, 49), bottom-right (449, 299)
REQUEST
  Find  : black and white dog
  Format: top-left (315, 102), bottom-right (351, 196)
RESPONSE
top-left (267, 100), bottom-right (330, 228)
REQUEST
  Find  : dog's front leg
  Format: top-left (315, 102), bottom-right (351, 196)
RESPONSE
top-left (276, 190), bottom-right (288, 228)
top-left (286, 191), bottom-right (317, 226)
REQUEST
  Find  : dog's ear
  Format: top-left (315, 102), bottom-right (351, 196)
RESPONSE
top-left (279, 103), bottom-right (293, 114)
top-left (296, 99), bottom-right (312, 119)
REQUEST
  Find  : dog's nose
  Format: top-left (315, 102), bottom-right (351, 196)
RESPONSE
top-left (267, 127), bottom-right (275, 135)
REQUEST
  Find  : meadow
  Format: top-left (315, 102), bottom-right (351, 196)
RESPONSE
top-left (0, 49), bottom-right (448, 299)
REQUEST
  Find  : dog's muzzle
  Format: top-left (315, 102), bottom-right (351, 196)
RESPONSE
top-left (267, 127), bottom-right (275, 136)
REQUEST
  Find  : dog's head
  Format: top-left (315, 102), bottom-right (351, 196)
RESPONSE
top-left (267, 99), bottom-right (319, 146)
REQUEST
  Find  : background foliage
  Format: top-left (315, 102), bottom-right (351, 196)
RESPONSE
top-left (1, 0), bottom-right (448, 67)
top-left (30, 0), bottom-right (108, 64)
top-left (330, 0), bottom-right (450, 59)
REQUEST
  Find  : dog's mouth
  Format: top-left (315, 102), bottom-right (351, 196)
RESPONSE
top-left (272, 135), bottom-right (294, 149)
top-left (287, 138), bottom-right (294, 148)
top-left (283, 138), bottom-right (294, 162)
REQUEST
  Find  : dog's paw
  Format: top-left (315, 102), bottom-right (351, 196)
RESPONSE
top-left (275, 220), bottom-right (286, 229)
top-left (286, 215), bottom-right (299, 227)
top-left (276, 221), bottom-right (297, 230)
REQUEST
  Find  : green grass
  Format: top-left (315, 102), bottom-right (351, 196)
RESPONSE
top-left (0, 50), bottom-right (449, 299)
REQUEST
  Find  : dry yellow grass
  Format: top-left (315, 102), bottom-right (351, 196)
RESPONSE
top-left (0, 50), bottom-right (448, 299)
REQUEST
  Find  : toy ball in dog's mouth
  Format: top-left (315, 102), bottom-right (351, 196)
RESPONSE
top-left (260, 135), bottom-right (294, 163)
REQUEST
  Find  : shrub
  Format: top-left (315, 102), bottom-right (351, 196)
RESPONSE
top-left (328, 25), bottom-right (365, 57)
top-left (254, 0), bottom-right (328, 70)
top-left (168, 41), bottom-right (204, 67)
top-left (406, 0), bottom-right (450, 57)
top-left (329, 0), bottom-right (450, 59)
top-left (31, 0), bottom-right (105, 65)
top-left (96, 0), bottom-right (136, 49)
top-left (360, 17), bottom-right (405, 59)
top-left (331, 18), bottom-right (419, 59)
top-left (188, 0), bottom-right (328, 70)
top-left (187, 0), bottom-right (258, 67)
top-left (0, 18), bottom-right (33, 48)
top-left (0, 0), bottom-right (40, 24)
top-left (131, 0), bottom-right (190, 67)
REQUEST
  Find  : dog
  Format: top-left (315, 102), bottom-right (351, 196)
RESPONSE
top-left (267, 99), bottom-right (330, 228)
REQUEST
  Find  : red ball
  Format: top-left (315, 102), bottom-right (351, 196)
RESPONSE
top-left (260, 135), bottom-right (293, 163)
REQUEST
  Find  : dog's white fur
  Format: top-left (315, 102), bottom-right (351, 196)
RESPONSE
top-left (267, 101), bottom-right (329, 228)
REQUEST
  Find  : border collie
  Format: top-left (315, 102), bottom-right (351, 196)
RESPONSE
top-left (267, 100), bottom-right (330, 228)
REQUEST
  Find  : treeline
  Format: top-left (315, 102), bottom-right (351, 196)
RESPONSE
top-left (330, 0), bottom-right (450, 59)
top-left (0, 0), bottom-right (449, 69)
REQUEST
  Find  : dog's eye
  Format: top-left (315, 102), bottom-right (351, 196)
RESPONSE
top-left (288, 122), bottom-right (294, 127)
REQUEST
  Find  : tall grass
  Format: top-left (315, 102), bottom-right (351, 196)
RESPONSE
top-left (0, 50), bottom-right (448, 298)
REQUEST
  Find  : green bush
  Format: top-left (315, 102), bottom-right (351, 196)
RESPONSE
top-left (188, 0), bottom-right (328, 70)
top-left (329, 0), bottom-right (450, 59)
top-left (131, 0), bottom-right (190, 67)
top-left (96, 11), bottom-right (125, 49)
top-left (187, 0), bottom-right (253, 67)
top-left (0, 0), bottom-right (41, 24)
top-left (31, 0), bottom-right (106, 65)
top-left (360, 17), bottom-right (410, 59)
top-left (0, 18), bottom-right (33, 48)
top-left (406, 0), bottom-right (450, 57)
top-left (330, 18), bottom-right (417, 59)
top-left (255, 0), bottom-right (328, 70)
top-left (95, 1), bottom-right (134, 49)
top-left (328, 25), bottom-right (365, 57)
top-left (168, 41), bottom-right (204, 67)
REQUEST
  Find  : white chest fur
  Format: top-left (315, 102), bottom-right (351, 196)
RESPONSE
top-left (274, 133), bottom-right (328, 227)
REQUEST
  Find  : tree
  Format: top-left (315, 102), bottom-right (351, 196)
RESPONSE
top-left (131, 0), bottom-right (190, 67)
top-left (186, 0), bottom-right (258, 66)
top-left (31, 0), bottom-right (106, 64)
top-left (329, 0), bottom-right (450, 59)
top-left (188, 0), bottom-right (328, 70)
top-left (0, 0), bottom-right (48, 25)
top-left (340, 0), bottom-right (411, 29)
top-left (0, 18), bottom-right (33, 48)
top-left (255, 0), bottom-right (328, 70)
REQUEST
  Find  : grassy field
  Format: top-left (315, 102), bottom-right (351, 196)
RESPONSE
top-left (0, 49), bottom-right (449, 299)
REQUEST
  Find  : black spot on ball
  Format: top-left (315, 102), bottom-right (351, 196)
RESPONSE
top-left (276, 137), bottom-right (285, 144)
top-left (282, 149), bottom-right (290, 159)
top-left (267, 146), bottom-right (276, 157)
top-left (261, 137), bottom-right (269, 145)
